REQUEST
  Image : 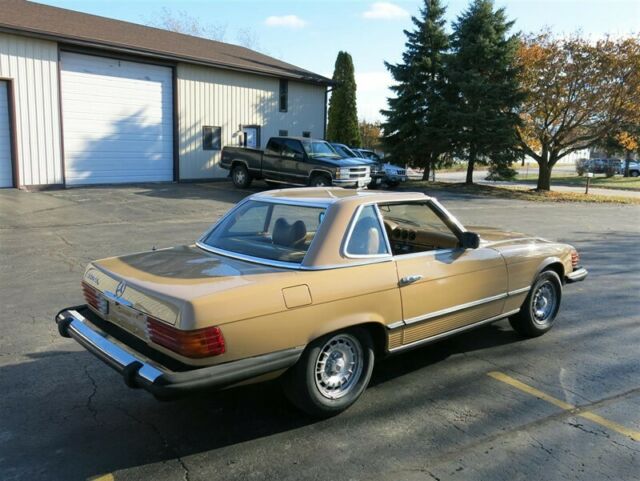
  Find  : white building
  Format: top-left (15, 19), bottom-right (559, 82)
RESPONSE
top-left (0, 0), bottom-right (330, 188)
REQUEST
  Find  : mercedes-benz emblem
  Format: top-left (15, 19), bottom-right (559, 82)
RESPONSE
top-left (115, 280), bottom-right (126, 298)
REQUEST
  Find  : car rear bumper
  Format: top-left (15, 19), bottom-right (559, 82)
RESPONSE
top-left (55, 306), bottom-right (304, 399)
top-left (566, 266), bottom-right (588, 283)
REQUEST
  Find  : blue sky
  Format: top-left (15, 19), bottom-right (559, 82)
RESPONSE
top-left (42, 0), bottom-right (639, 121)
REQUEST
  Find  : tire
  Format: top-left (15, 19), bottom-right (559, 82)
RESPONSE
top-left (509, 270), bottom-right (562, 338)
top-left (282, 328), bottom-right (375, 418)
top-left (630, 170), bottom-right (639, 178)
top-left (231, 164), bottom-right (252, 188)
top-left (309, 173), bottom-right (332, 187)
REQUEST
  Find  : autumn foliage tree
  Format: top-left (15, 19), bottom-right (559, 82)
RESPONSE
top-left (516, 33), bottom-right (640, 190)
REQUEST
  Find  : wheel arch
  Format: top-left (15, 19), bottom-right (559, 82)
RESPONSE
top-left (535, 257), bottom-right (565, 285)
top-left (306, 316), bottom-right (389, 357)
top-left (309, 169), bottom-right (333, 180)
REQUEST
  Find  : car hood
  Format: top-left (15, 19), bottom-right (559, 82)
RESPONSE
top-left (310, 156), bottom-right (369, 167)
top-left (84, 245), bottom-right (300, 327)
top-left (468, 226), bottom-right (544, 244)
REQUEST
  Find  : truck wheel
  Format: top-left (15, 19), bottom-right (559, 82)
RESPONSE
top-left (631, 170), bottom-right (639, 178)
top-left (282, 328), bottom-right (374, 418)
top-left (309, 174), bottom-right (331, 187)
top-left (231, 164), bottom-right (252, 188)
top-left (509, 270), bottom-right (562, 338)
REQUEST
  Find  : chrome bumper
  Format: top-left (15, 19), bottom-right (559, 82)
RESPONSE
top-left (333, 176), bottom-right (372, 187)
top-left (55, 306), bottom-right (303, 399)
top-left (566, 267), bottom-right (588, 283)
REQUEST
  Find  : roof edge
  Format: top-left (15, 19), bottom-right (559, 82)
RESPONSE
top-left (0, 24), bottom-right (333, 86)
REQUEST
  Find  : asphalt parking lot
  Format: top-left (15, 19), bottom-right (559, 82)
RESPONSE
top-left (1, 182), bottom-right (638, 481)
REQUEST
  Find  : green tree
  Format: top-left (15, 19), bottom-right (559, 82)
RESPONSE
top-left (381, 0), bottom-right (450, 180)
top-left (446, 0), bottom-right (522, 184)
top-left (326, 52), bottom-right (361, 146)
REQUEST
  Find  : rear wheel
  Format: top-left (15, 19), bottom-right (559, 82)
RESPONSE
top-left (630, 170), bottom-right (640, 178)
top-left (282, 328), bottom-right (374, 417)
top-left (231, 164), bottom-right (252, 188)
top-left (509, 270), bottom-right (562, 338)
top-left (309, 173), bottom-right (331, 187)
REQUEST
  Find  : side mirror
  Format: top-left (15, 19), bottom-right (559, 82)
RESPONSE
top-left (460, 232), bottom-right (480, 249)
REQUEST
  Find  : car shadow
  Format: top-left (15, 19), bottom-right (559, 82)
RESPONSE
top-left (0, 320), bottom-right (522, 481)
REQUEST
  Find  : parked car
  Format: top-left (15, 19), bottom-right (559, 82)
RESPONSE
top-left (56, 188), bottom-right (587, 417)
top-left (330, 143), bottom-right (385, 188)
top-left (623, 160), bottom-right (640, 177)
top-left (576, 158), bottom-right (624, 176)
top-left (353, 149), bottom-right (408, 187)
top-left (220, 137), bottom-right (371, 188)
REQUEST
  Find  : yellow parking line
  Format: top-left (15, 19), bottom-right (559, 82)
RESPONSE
top-left (88, 474), bottom-right (114, 481)
top-left (488, 371), bottom-right (640, 442)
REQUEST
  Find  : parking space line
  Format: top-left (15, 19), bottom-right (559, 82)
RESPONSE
top-left (488, 371), bottom-right (640, 442)
top-left (88, 474), bottom-right (114, 481)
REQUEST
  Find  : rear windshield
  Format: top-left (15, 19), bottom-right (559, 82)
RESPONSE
top-left (201, 201), bottom-right (326, 264)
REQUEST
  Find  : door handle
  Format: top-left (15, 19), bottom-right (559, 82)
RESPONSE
top-left (399, 275), bottom-right (423, 286)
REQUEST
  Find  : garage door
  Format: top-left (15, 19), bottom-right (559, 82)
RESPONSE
top-left (60, 52), bottom-right (173, 185)
top-left (0, 81), bottom-right (12, 188)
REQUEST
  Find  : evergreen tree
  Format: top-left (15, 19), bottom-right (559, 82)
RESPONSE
top-left (326, 52), bottom-right (361, 146)
top-left (446, 0), bottom-right (522, 184)
top-left (381, 0), bottom-right (450, 180)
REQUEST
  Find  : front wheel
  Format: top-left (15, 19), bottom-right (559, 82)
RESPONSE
top-left (282, 328), bottom-right (374, 417)
top-left (509, 270), bottom-right (562, 338)
top-left (231, 164), bottom-right (252, 188)
top-left (309, 174), bottom-right (332, 187)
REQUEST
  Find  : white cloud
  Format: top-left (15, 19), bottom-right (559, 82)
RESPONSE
top-left (356, 71), bottom-right (396, 121)
top-left (362, 2), bottom-right (409, 20)
top-left (264, 15), bottom-right (307, 29)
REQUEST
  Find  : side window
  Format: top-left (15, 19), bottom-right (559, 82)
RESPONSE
top-left (378, 202), bottom-right (459, 255)
top-left (202, 126), bottom-right (222, 151)
top-left (279, 79), bottom-right (288, 112)
top-left (282, 139), bottom-right (305, 160)
top-left (346, 205), bottom-right (388, 256)
top-left (266, 138), bottom-right (283, 155)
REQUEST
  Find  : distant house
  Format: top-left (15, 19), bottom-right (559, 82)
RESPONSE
top-left (0, 0), bottom-right (330, 188)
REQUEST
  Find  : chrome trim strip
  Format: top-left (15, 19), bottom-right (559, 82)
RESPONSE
top-left (196, 242), bottom-right (303, 270)
top-left (103, 290), bottom-right (133, 308)
top-left (404, 292), bottom-right (508, 326)
top-left (195, 241), bottom-right (394, 271)
top-left (389, 309), bottom-right (520, 353)
top-left (386, 321), bottom-right (405, 330)
top-left (507, 286), bottom-right (531, 296)
top-left (65, 309), bottom-right (164, 383)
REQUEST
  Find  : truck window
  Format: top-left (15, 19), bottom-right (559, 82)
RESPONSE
top-left (266, 138), bottom-right (284, 155)
top-left (282, 139), bottom-right (305, 160)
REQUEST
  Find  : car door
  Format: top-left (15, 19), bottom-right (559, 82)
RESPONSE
top-left (377, 200), bottom-right (508, 348)
top-left (280, 139), bottom-right (309, 185)
top-left (262, 138), bottom-right (285, 181)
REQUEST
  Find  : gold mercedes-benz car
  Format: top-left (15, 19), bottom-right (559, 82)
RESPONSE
top-left (56, 188), bottom-right (587, 416)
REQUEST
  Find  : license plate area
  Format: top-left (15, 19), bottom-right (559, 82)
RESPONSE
top-left (107, 302), bottom-right (148, 339)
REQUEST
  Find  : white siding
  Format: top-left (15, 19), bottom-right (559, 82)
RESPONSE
top-left (0, 33), bottom-right (62, 186)
top-left (60, 52), bottom-right (173, 185)
top-left (177, 63), bottom-right (326, 180)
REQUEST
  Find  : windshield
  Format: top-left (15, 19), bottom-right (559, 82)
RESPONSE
top-left (332, 144), bottom-right (357, 158)
top-left (302, 141), bottom-right (341, 159)
top-left (201, 201), bottom-right (326, 264)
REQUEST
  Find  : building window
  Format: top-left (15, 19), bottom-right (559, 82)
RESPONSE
top-left (279, 79), bottom-right (288, 112)
top-left (203, 126), bottom-right (222, 151)
top-left (278, 129), bottom-right (288, 136)
top-left (302, 131), bottom-right (311, 138)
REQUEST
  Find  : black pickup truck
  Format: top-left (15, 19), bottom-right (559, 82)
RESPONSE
top-left (220, 137), bottom-right (372, 189)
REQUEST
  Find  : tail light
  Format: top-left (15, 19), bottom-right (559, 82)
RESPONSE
top-left (82, 281), bottom-right (108, 315)
top-left (571, 249), bottom-right (580, 268)
top-left (146, 316), bottom-right (225, 358)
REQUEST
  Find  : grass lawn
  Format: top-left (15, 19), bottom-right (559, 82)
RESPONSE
top-left (513, 174), bottom-right (640, 192)
top-left (404, 181), bottom-right (640, 205)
